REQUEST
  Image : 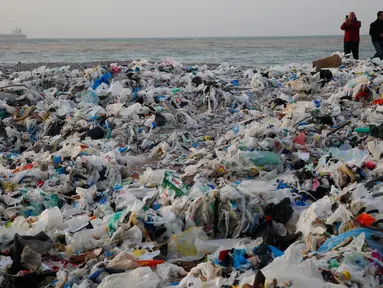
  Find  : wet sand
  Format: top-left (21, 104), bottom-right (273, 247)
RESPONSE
top-left (0, 61), bottom-right (133, 75)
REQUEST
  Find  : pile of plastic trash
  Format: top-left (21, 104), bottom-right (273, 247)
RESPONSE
top-left (1, 55), bottom-right (383, 288)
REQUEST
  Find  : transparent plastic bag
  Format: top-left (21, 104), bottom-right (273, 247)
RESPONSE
top-left (172, 227), bottom-right (209, 257)
top-left (0, 256), bottom-right (13, 272)
top-left (78, 90), bottom-right (99, 104)
top-left (238, 151), bottom-right (283, 166)
top-left (98, 267), bottom-right (161, 288)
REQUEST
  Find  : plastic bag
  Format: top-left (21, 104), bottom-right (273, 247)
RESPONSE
top-left (98, 267), bottom-right (161, 288)
top-left (159, 171), bottom-right (188, 199)
top-left (238, 151), bottom-right (283, 166)
top-left (106, 103), bottom-right (124, 116)
top-left (21, 245), bottom-right (42, 271)
top-left (0, 256), bottom-right (13, 272)
top-left (68, 226), bottom-right (106, 253)
top-left (106, 251), bottom-right (138, 270)
top-left (107, 209), bottom-right (130, 236)
top-left (120, 226), bottom-right (143, 248)
top-left (95, 82), bottom-right (109, 97)
top-left (92, 72), bottom-right (112, 90)
top-left (78, 90), bottom-right (99, 104)
top-left (56, 100), bottom-right (77, 117)
top-left (317, 228), bottom-right (383, 254)
top-left (156, 262), bottom-right (187, 280)
top-left (288, 79), bottom-right (312, 92)
top-left (76, 186), bottom-right (97, 205)
top-left (262, 243), bottom-right (341, 288)
top-left (172, 227), bottom-right (209, 257)
top-left (28, 206), bottom-right (63, 235)
top-left (108, 81), bottom-right (123, 97)
top-left (250, 73), bottom-right (267, 92)
top-left (296, 196), bottom-right (333, 236)
top-left (120, 103), bottom-right (144, 120)
top-left (0, 226), bottom-right (28, 245)
top-left (326, 205), bottom-right (353, 226)
top-left (328, 147), bottom-right (368, 163)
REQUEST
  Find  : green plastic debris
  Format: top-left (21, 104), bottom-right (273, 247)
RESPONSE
top-left (41, 192), bottom-right (61, 208)
top-left (238, 151), bottom-right (283, 166)
top-left (159, 171), bottom-right (188, 199)
top-left (329, 259), bottom-right (339, 268)
top-left (354, 127), bottom-right (370, 133)
top-left (172, 88), bottom-right (181, 94)
top-left (0, 109), bottom-right (9, 119)
top-left (108, 209), bottom-right (129, 236)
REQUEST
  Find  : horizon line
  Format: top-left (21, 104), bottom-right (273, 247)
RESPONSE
top-left (21, 34), bottom-right (372, 40)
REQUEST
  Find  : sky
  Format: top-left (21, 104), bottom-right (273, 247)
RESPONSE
top-left (1, 0), bottom-right (382, 38)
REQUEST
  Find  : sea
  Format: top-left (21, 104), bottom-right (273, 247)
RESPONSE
top-left (0, 35), bottom-right (376, 67)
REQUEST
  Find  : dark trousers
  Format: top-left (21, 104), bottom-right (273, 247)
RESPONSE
top-left (372, 41), bottom-right (383, 60)
top-left (344, 42), bottom-right (359, 60)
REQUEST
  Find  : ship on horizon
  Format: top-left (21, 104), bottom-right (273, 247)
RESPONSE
top-left (0, 27), bottom-right (27, 40)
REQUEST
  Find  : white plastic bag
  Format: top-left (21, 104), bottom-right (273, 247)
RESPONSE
top-left (0, 256), bottom-right (13, 272)
top-left (262, 243), bottom-right (344, 288)
top-left (28, 206), bottom-right (63, 235)
top-left (106, 103), bottom-right (124, 116)
top-left (98, 267), bottom-right (161, 288)
top-left (296, 196), bottom-right (333, 235)
top-left (95, 82), bottom-right (109, 96)
top-left (109, 81), bottom-right (123, 97)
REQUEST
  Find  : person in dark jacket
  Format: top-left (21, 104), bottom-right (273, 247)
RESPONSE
top-left (341, 12), bottom-right (361, 60)
top-left (370, 11), bottom-right (383, 60)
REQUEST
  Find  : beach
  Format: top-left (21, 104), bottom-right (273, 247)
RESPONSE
top-left (1, 55), bottom-right (383, 287)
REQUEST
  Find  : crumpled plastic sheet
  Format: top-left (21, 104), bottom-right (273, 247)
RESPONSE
top-left (317, 228), bottom-right (383, 254)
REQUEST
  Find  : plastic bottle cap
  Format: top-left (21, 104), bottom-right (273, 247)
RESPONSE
top-left (365, 161), bottom-right (376, 170)
top-left (343, 270), bottom-right (351, 280)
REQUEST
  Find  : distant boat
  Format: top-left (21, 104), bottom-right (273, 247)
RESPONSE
top-left (0, 27), bottom-right (27, 40)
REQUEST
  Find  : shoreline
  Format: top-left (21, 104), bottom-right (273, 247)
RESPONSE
top-left (0, 61), bottom-right (140, 73)
top-left (0, 60), bottom-right (225, 74)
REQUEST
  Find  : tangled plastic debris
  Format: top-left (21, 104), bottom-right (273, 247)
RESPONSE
top-left (1, 55), bottom-right (383, 288)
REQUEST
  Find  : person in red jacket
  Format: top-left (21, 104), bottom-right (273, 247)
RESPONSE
top-left (341, 12), bottom-right (361, 60)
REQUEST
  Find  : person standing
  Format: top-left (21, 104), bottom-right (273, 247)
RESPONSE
top-left (369, 11), bottom-right (383, 60)
top-left (341, 12), bottom-right (361, 60)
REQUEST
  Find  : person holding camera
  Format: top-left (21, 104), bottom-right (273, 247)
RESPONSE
top-left (341, 12), bottom-right (361, 60)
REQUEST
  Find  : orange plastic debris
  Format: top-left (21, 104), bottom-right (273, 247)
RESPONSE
top-left (136, 260), bottom-right (165, 267)
top-left (356, 213), bottom-right (375, 226)
top-left (372, 99), bottom-right (383, 105)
